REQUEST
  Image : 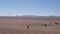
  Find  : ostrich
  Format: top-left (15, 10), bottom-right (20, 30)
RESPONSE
top-left (26, 25), bottom-right (29, 30)
top-left (44, 24), bottom-right (47, 27)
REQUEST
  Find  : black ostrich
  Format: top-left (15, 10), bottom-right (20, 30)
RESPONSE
top-left (27, 25), bottom-right (29, 29)
top-left (45, 24), bottom-right (47, 27)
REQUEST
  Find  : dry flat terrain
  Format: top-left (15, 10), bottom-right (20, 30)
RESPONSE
top-left (0, 16), bottom-right (60, 34)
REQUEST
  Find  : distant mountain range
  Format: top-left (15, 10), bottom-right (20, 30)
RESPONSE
top-left (0, 15), bottom-right (60, 20)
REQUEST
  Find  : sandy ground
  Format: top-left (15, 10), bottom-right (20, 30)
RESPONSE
top-left (0, 17), bottom-right (60, 34)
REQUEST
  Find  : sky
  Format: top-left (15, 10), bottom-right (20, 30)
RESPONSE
top-left (0, 0), bottom-right (60, 16)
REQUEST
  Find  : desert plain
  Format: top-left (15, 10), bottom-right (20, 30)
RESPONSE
top-left (0, 16), bottom-right (60, 34)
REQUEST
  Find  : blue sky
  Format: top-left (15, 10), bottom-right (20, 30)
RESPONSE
top-left (0, 0), bottom-right (60, 16)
